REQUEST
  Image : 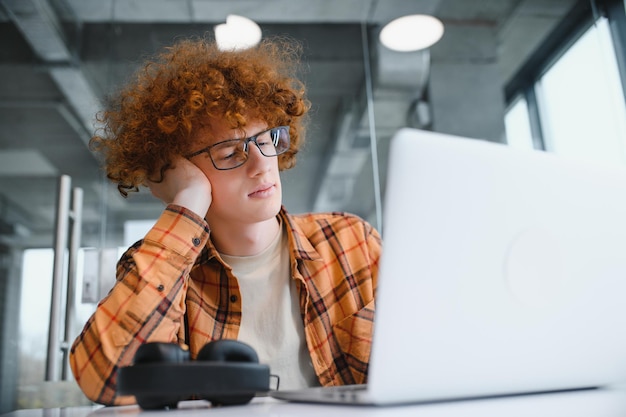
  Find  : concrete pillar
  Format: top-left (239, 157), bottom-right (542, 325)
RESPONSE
top-left (429, 22), bottom-right (507, 143)
top-left (0, 246), bottom-right (21, 413)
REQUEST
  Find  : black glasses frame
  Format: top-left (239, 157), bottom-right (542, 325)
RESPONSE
top-left (186, 126), bottom-right (290, 170)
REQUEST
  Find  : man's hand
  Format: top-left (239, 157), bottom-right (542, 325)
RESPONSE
top-left (147, 157), bottom-right (212, 218)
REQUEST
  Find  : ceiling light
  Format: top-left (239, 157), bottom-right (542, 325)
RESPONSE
top-left (214, 15), bottom-right (262, 51)
top-left (379, 14), bottom-right (444, 52)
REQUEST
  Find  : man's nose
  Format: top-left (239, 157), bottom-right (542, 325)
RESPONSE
top-left (245, 140), bottom-right (269, 171)
top-left (246, 139), bottom-right (265, 157)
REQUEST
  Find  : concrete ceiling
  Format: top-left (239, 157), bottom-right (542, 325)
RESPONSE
top-left (0, 0), bottom-right (577, 248)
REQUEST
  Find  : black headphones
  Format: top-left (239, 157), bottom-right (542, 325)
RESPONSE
top-left (117, 339), bottom-right (270, 409)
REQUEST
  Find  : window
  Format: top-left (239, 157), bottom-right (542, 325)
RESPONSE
top-left (537, 17), bottom-right (626, 166)
top-left (504, 96), bottom-right (534, 150)
top-left (504, 0), bottom-right (626, 167)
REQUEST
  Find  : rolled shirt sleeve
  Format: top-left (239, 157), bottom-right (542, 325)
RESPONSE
top-left (69, 205), bottom-right (209, 405)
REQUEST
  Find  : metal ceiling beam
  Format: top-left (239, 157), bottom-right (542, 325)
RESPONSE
top-left (64, 0), bottom-right (441, 24)
top-left (49, 68), bottom-right (101, 147)
top-left (1, 0), bottom-right (101, 148)
top-left (1, 0), bottom-right (71, 62)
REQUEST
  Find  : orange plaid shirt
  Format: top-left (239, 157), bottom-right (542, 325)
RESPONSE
top-left (69, 205), bottom-right (381, 405)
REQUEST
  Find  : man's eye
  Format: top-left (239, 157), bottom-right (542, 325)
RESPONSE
top-left (214, 147), bottom-right (237, 160)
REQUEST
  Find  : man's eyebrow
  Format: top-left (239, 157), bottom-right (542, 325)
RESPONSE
top-left (220, 127), bottom-right (270, 142)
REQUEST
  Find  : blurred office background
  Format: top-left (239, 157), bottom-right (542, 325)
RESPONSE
top-left (0, 0), bottom-right (625, 411)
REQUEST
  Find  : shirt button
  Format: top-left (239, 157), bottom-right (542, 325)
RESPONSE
top-left (230, 295), bottom-right (238, 303)
top-left (157, 284), bottom-right (165, 292)
top-left (192, 237), bottom-right (201, 246)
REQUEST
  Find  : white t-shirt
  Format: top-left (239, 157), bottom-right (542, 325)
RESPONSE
top-left (220, 222), bottom-right (319, 390)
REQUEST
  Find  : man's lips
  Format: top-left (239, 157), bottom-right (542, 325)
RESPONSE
top-left (248, 183), bottom-right (275, 198)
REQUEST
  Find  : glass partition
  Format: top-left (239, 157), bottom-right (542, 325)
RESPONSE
top-left (2, 0), bottom-right (618, 411)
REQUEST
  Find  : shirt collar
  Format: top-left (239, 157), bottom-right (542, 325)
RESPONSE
top-left (199, 206), bottom-right (322, 265)
top-left (279, 206), bottom-right (323, 262)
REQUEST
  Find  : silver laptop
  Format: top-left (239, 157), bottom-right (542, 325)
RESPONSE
top-left (270, 128), bottom-right (626, 405)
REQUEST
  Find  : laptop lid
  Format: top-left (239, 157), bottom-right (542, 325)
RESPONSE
top-left (366, 128), bottom-right (626, 404)
top-left (271, 128), bottom-right (626, 405)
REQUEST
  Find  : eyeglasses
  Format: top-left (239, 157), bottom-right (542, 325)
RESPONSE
top-left (186, 126), bottom-right (290, 170)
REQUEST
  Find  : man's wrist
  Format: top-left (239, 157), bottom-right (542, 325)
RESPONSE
top-left (172, 189), bottom-right (211, 218)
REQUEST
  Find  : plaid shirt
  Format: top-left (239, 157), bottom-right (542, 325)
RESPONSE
top-left (69, 205), bottom-right (381, 405)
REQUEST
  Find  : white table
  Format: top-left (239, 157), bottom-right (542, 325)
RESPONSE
top-left (2, 388), bottom-right (626, 417)
top-left (4, 387), bottom-right (626, 417)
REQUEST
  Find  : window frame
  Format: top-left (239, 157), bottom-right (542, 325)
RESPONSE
top-left (504, 0), bottom-right (626, 151)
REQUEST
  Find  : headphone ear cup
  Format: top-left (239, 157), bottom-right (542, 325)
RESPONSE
top-left (197, 339), bottom-right (259, 363)
top-left (134, 342), bottom-right (190, 364)
top-left (197, 340), bottom-right (261, 406)
top-left (131, 343), bottom-right (190, 410)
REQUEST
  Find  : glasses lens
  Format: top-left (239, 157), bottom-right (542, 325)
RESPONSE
top-left (275, 126), bottom-right (290, 153)
top-left (208, 126), bottom-right (290, 170)
top-left (210, 139), bottom-right (247, 170)
top-left (257, 126), bottom-right (290, 157)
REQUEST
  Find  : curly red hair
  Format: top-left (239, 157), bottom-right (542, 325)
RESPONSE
top-left (90, 36), bottom-right (311, 197)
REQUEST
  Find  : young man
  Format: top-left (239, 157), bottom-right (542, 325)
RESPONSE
top-left (69, 37), bottom-right (381, 405)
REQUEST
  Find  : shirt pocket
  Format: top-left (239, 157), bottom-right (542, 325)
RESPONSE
top-left (331, 299), bottom-right (375, 382)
